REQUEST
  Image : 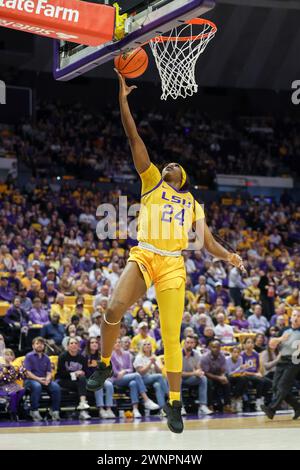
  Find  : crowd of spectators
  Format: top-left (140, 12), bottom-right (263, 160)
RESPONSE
top-left (0, 171), bottom-right (299, 421)
top-left (1, 102), bottom-right (300, 186)
top-left (1, 95), bottom-right (300, 419)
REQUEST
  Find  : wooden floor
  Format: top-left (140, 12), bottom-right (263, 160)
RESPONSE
top-left (0, 413), bottom-right (299, 450)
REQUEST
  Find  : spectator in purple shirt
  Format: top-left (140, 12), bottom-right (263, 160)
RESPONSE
top-left (38, 289), bottom-right (50, 311)
top-left (77, 253), bottom-right (95, 273)
top-left (24, 336), bottom-right (61, 421)
top-left (230, 307), bottom-right (249, 332)
top-left (44, 281), bottom-right (58, 304)
top-left (226, 346), bottom-right (248, 413)
top-left (18, 287), bottom-right (33, 314)
top-left (193, 313), bottom-right (208, 340)
top-left (7, 268), bottom-right (22, 293)
top-left (241, 338), bottom-right (272, 411)
top-left (5, 296), bottom-right (30, 328)
top-left (0, 276), bottom-right (14, 302)
top-left (200, 326), bottom-right (215, 347)
top-left (42, 269), bottom-right (59, 290)
top-left (40, 256), bottom-right (52, 276)
top-left (211, 282), bottom-right (230, 306)
top-left (29, 297), bottom-right (50, 326)
top-left (26, 280), bottom-right (42, 301)
top-left (111, 338), bottom-right (159, 418)
top-left (201, 340), bottom-right (233, 413)
top-left (40, 313), bottom-right (65, 353)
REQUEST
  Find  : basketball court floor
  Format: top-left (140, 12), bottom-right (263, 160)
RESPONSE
top-left (0, 412), bottom-right (299, 450)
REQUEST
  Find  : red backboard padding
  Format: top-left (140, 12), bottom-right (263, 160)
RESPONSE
top-left (0, 0), bottom-right (115, 46)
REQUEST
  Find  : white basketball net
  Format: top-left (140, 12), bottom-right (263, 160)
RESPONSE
top-left (149, 21), bottom-right (216, 100)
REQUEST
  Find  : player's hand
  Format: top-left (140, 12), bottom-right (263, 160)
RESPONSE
top-left (228, 253), bottom-right (247, 274)
top-left (114, 68), bottom-right (137, 97)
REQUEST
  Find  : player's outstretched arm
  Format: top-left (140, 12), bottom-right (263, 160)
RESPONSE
top-left (114, 68), bottom-right (151, 174)
top-left (203, 221), bottom-right (246, 273)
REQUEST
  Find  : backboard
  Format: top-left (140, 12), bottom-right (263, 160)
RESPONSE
top-left (53, 0), bottom-right (216, 81)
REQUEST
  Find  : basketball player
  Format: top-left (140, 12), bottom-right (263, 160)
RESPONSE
top-left (87, 70), bottom-right (246, 433)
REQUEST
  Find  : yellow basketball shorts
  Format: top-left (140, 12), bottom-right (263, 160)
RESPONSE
top-left (128, 246), bottom-right (186, 292)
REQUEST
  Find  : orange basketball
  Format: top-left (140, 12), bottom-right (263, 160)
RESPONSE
top-left (114, 47), bottom-right (148, 79)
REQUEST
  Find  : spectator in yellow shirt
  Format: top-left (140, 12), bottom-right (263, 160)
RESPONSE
top-left (286, 288), bottom-right (299, 307)
top-left (243, 277), bottom-right (261, 304)
top-left (108, 240), bottom-right (125, 258)
top-left (237, 236), bottom-right (251, 251)
top-left (130, 322), bottom-right (157, 354)
top-left (51, 293), bottom-right (72, 325)
top-left (0, 245), bottom-right (14, 271)
top-left (22, 267), bottom-right (41, 291)
top-left (93, 241), bottom-right (109, 261)
top-left (27, 246), bottom-right (45, 264)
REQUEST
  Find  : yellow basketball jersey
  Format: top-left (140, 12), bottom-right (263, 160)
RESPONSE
top-left (137, 163), bottom-right (204, 252)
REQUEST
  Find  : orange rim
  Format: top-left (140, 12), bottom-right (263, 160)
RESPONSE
top-left (150, 18), bottom-right (217, 43)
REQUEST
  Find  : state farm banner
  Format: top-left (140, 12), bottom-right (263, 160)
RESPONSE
top-left (0, 0), bottom-right (115, 46)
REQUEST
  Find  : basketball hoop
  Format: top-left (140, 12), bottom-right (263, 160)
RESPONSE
top-left (149, 18), bottom-right (217, 100)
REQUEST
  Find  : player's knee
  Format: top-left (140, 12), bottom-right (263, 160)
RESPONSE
top-left (105, 306), bottom-right (123, 323)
